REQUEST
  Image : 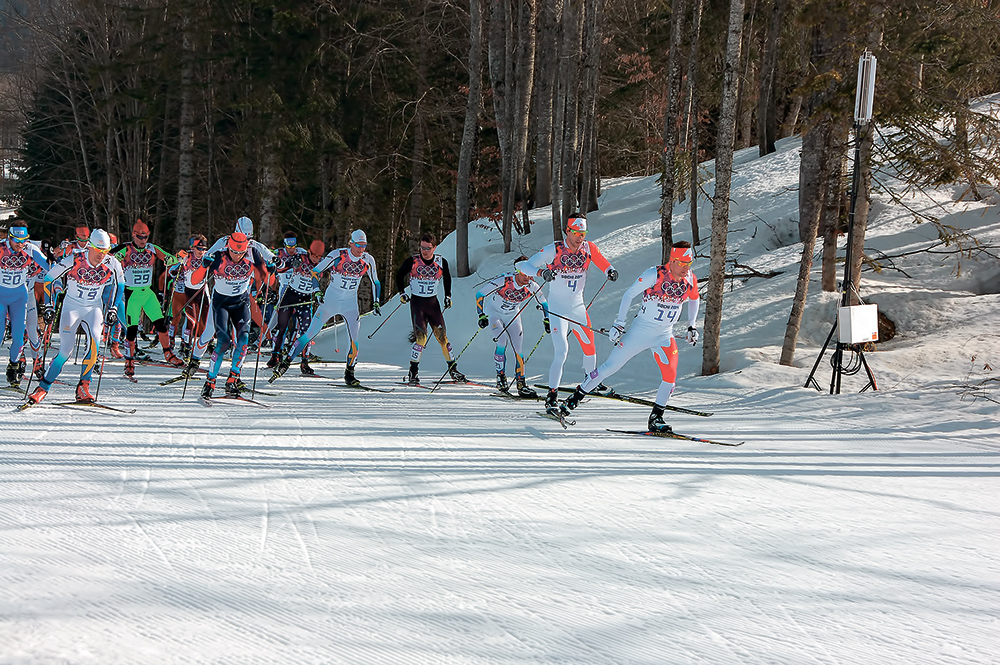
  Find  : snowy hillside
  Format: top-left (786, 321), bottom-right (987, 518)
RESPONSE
top-left (1, 122), bottom-right (998, 665)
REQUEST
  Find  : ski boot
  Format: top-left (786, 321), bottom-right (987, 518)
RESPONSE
top-left (544, 388), bottom-right (564, 419)
top-left (109, 341), bottom-right (124, 359)
top-left (496, 372), bottom-right (509, 394)
top-left (344, 366), bottom-right (361, 388)
top-left (32, 357), bottom-right (45, 380)
top-left (183, 357), bottom-right (201, 378)
top-left (561, 385), bottom-right (587, 415)
top-left (201, 378), bottom-right (215, 400)
top-left (407, 361), bottom-right (420, 385)
top-left (515, 376), bottom-right (538, 398)
top-left (15, 358), bottom-right (26, 382)
top-left (6, 360), bottom-right (19, 387)
top-left (163, 348), bottom-right (185, 367)
top-left (179, 341), bottom-right (192, 358)
top-left (447, 361), bottom-right (466, 383)
top-left (76, 380), bottom-right (95, 404)
top-left (647, 405), bottom-right (672, 433)
top-left (124, 358), bottom-right (135, 378)
top-left (300, 359), bottom-right (316, 376)
top-left (225, 372), bottom-right (241, 397)
top-left (28, 386), bottom-right (48, 404)
top-left (591, 382), bottom-right (612, 396)
top-left (271, 356), bottom-right (292, 381)
top-left (266, 353), bottom-right (279, 369)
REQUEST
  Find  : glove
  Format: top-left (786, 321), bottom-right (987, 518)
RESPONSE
top-left (607, 268), bottom-right (618, 282)
top-left (686, 326), bottom-right (699, 346)
top-left (478, 313), bottom-right (489, 329)
top-left (316, 292), bottom-right (324, 304)
top-left (42, 305), bottom-right (55, 324)
top-left (609, 321), bottom-right (626, 345)
top-left (400, 293), bottom-right (410, 304)
top-left (543, 317), bottom-right (551, 334)
top-left (444, 296), bottom-right (452, 310)
top-left (288, 254), bottom-right (302, 269)
top-left (105, 309), bottom-right (118, 326)
top-left (373, 302), bottom-right (382, 316)
top-left (541, 268), bottom-right (555, 282)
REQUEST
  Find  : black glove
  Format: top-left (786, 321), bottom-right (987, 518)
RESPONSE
top-left (541, 268), bottom-right (555, 282)
top-left (607, 268), bottom-right (619, 282)
top-left (373, 302), bottom-right (382, 316)
top-left (478, 313), bottom-right (489, 329)
top-left (543, 317), bottom-right (551, 334)
top-left (105, 309), bottom-right (118, 326)
top-left (288, 254), bottom-right (302, 268)
top-left (42, 305), bottom-right (55, 324)
top-left (444, 296), bottom-right (452, 310)
top-left (686, 326), bottom-right (699, 346)
top-left (400, 293), bottom-right (410, 304)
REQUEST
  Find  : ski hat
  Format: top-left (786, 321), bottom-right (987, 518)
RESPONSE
top-left (132, 219), bottom-right (150, 236)
top-left (89, 228), bottom-right (112, 251)
top-left (309, 239), bottom-right (325, 257)
top-left (75, 225), bottom-right (90, 241)
top-left (350, 229), bottom-right (367, 245)
top-left (566, 214), bottom-right (587, 234)
top-left (109, 233), bottom-right (118, 245)
top-left (8, 225), bottom-right (29, 242)
top-left (228, 231), bottom-right (249, 253)
top-left (512, 254), bottom-right (530, 275)
top-left (669, 245), bottom-right (694, 264)
top-left (236, 216), bottom-right (253, 237)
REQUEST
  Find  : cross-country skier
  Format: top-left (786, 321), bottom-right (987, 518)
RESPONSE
top-left (54, 226), bottom-right (90, 259)
top-left (556, 242), bottom-right (700, 432)
top-left (28, 229), bottom-right (125, 404)
top-left (267, 234), bottom-right (322, 374)
top-left (395, 232), bottom-right (465, 384)
top-left (475, 256), bottom-right (548, 397)
top-left (112, 219), bottom-right (184, 377)
top-left (199, 232), bottom-right (268, 399)
top-left (272, 229), bottom-right (380, 386)
top-left (521, 212), bottom-right (618, 410)
top-left (1, 224), bottom-right (49, 386)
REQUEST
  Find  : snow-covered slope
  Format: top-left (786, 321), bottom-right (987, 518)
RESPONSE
top-left (1, 130), bottom-right (998, 665)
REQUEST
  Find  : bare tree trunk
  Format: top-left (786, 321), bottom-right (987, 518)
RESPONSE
top-left (757, 0), bottom-right (785, 157)
top-left (701, 0), bottom-right (745, 376)
top-left (577, 0), bottom-right (602, 215)
top-left (456, 0), bottom-right (484, 277)
top-left (687, 0), bottom-right (705, 247)
top-left (659, 0), bottom-right (688, 261)
top-left (409, 1), bottom-right (430, 254)
top-left (821, 119), bottom-right (848, 292)
top-left (534, 0), bottom-right (561, 211)
top-left (258, 153), bottom-right (280, 246)
top-left (175, 14), bottom-right (195, 247)
top-left (780, 120), bottom-right (829, 365)
top-left (735, 0), bottom-right (757, 149)
top-left (559, 0), bottom-right (582, 223)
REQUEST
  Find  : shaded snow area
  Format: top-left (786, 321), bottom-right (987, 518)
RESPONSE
top-left (2, 130), bottom-right (999, 664)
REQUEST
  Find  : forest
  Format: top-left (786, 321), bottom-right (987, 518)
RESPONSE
top-left (0, 0), bottom-right (998, 334)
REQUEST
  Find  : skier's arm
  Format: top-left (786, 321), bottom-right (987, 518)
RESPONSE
top-left (616, 268), bottom-right (655, 323)
top-left (441, 257), bottom-right (452, 298)
top-left (42, 255), bottom-right (74, 297)
top-left (394, 256), bottom-right (414, 295)
top-left (365, 253), bottom-right (381, 302)
top-left (587, 242), bottom-right (615, 275)
top-left (522, 245), bottom-right (556, 278)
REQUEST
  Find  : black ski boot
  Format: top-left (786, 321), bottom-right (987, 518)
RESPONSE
top-left (544, 388), bottom-right (559, 409)
top-left (591, 382), bottom-right (612, 396)
top-left (271, 355), bottom-right (292, 381)
top-left (266, 353), bottom-right (279, 369)
top-left (407, 361), bottom-right (420, 385)
top-left (15, 358), bottom-right (26, 382)
top-left (496, 372), bottom-right (509, 393)
top-left (561, 385), bottom-right (587, 414)
top-left (648, 405), bottom-right (672, 433)
top-left (201, 378), bottom-right (215, 400)
top-left (344, 366), bottom-right (361, 388)
top-left (515, 377), bottom-right (538, 398)
top-left (447, 361), bottom-right (466, 383)
top-left (183, 356), bottom-right (200, 378)
top-left (299, 359), bottom-right (316, 376)
top-left (225, 372), bottom-right (241, 397)
top-left (6, 360), bottom-right (19, 387)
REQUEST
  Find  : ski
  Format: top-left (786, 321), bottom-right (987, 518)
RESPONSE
top-left (606, 429), bottom-right (743, 446)
top-left (536, 384), bottom-right (713, 417)
top-left (328, 383), bottom-right (395, 394)
top-left (15, 401), bottom-right (38, 412)
top-left (52, 401), bottom-right (137, 414)
top-left (537, 409), bottom-right (575, 429)
top-left (396, 380), bottom-right (434, 390)
top-left (200, 395), bottom-right (270, 408)
top-left (491, 391), bottom-right (545, 401)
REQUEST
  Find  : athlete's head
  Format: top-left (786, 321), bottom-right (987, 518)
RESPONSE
top-left (74, 225), bottom-right (90, 244)
top-left (565, 213), bottom-right (587, 250)
top-left (309, 239), bottom-right (325, 263)
top-left (88, 229), bottom-right (111, 263)
top-left (8, 224), bottom-right (29, 246)
top-left (512, 254), bottom-right (532, 286)
top-left (228, 231), bottom-right (249, 255)
top-left (282, 231), bottom-right (297, 249)
top-left (235, 216), bottom-right (253, 238)
top-left (668, 241), bottom-right (693, 279)
top-left (350, 229), bottom-right (367, 257)
top-left (132, 219), bottom-right (150, 246)
top-left (418, 232), bottom-right (436, 258)
top-left (189, 234), bottom-right (208, 254)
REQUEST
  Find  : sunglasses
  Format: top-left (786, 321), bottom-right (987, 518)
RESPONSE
top-left (134, 233), bottom-right (149, 240)
top-left (419, 244), bottom-right (434, 251)
top-left (90, 244), bottom-right (110, 254)
top-left (283, 238), bottom-right (297, 247)
top-left (568, 230), bottom-right (587, 237)
top-left (353, 242), bottom-right (367, 248)
top-left (671, 259), bottom-right (692, 267)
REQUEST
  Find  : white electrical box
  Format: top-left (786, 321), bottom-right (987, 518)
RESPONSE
top-left (838, 304), bottom-right (879, 344)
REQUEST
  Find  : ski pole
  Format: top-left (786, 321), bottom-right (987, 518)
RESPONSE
top-left (522, 331), bottom-right (546, 365)
top-left (181, 287), bottom-right (208, 400)
top-left (367, 298), bottom-right (403, 339)
top-left (249, 269), bottom-right (272, 399)
top-left (92, 311), bottom-right (117, 403)
top-left (587, 276), bottom-right (609, 310)
top-left (491, 292), bottom-right (540, 343)
top-left (430, 326), bottom-right (482, 392)
top-left (539, 307), bottom-right (611, 336)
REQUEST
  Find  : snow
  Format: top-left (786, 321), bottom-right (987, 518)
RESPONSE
top-left (2, 128), bottom-right (999, 664)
